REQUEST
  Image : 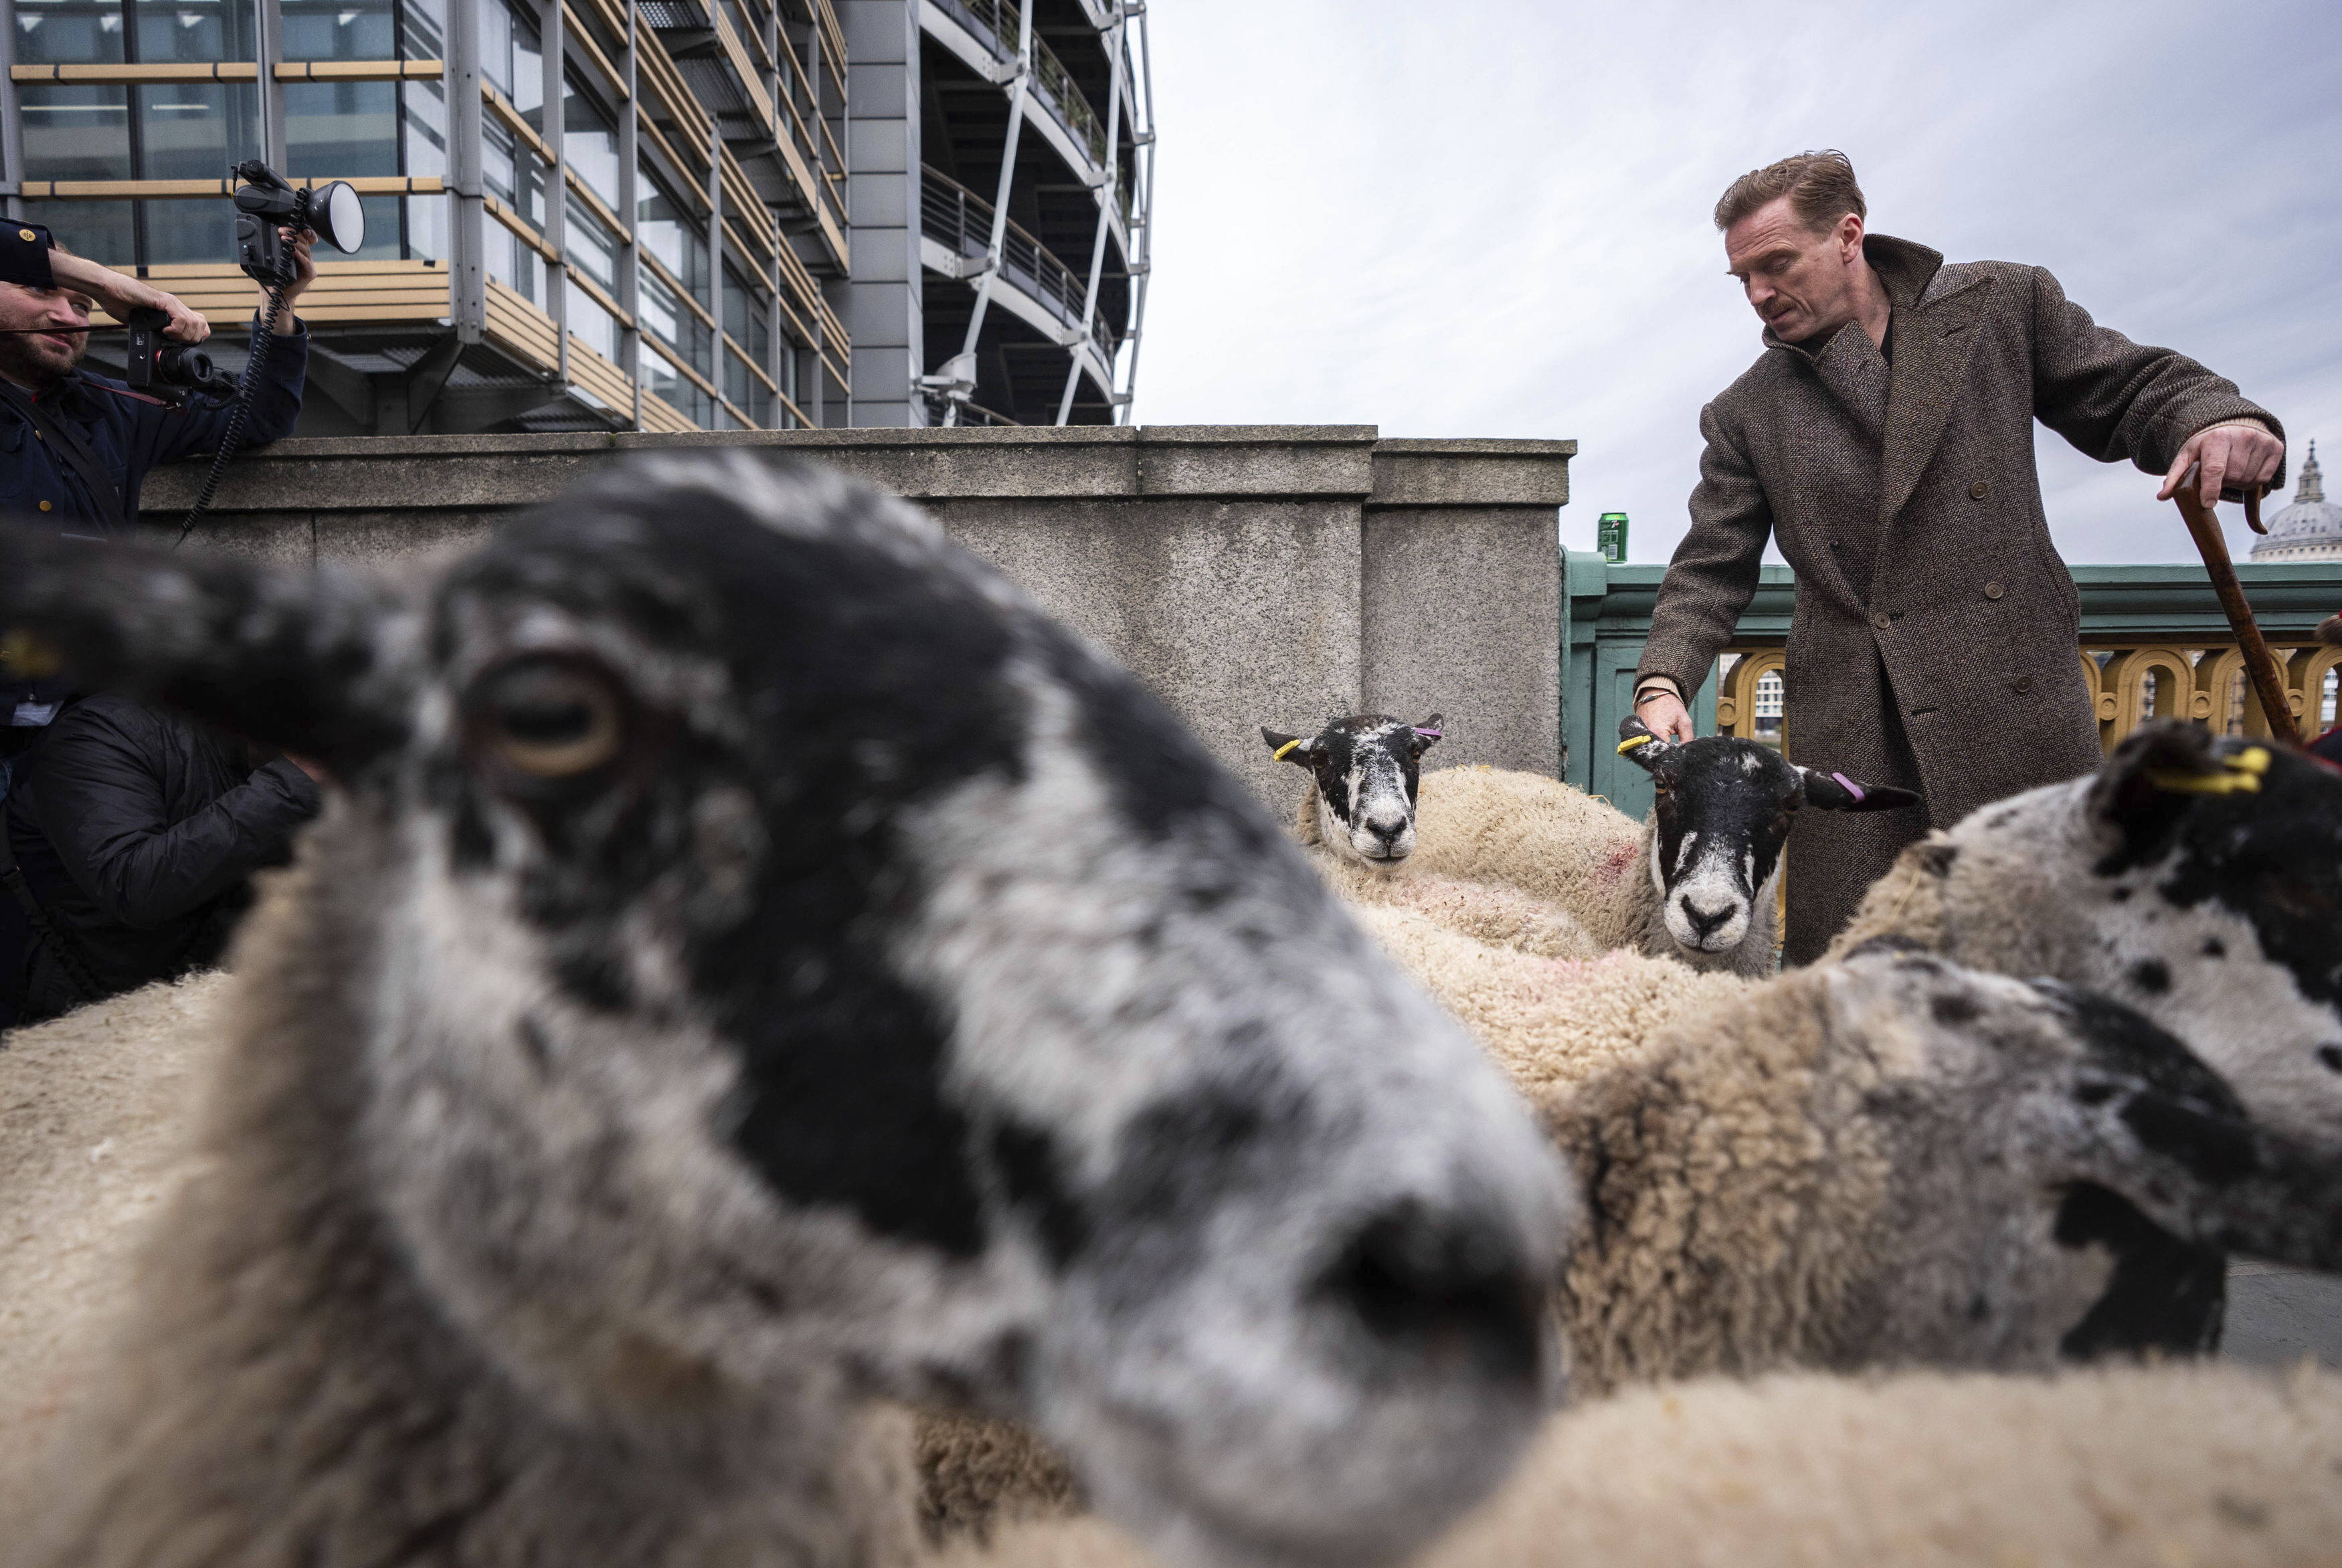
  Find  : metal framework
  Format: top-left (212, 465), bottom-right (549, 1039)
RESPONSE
top-left (918, 0), bottom-right (1152, 426)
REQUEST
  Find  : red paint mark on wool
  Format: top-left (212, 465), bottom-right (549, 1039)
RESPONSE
top-left (1599, 841), bottom-right (1638, 882)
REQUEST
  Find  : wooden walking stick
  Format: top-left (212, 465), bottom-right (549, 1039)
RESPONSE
top-left (2170, 477), bottom-right (2300, 748)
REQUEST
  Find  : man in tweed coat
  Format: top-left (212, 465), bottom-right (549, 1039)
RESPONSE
top-left (1634, 151), bottom-right (2284, 965)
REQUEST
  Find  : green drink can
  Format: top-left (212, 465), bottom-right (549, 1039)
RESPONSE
top-left (1597, 512), bottom-right (1629, 564)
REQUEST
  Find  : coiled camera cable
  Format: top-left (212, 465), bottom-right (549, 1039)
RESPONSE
top-left (175, 257), bottom-right (291, 548)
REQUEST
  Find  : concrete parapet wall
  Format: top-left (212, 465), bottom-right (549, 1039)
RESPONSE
top-left (139, 426), bottom-right (1574, 805)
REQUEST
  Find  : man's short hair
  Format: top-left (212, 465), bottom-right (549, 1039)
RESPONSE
top-left (1714, 151), bottom-right (1866, 235)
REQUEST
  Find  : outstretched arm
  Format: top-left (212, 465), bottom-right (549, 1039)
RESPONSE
top-left (1635, 403), bottom-right (1773, 743)
top-left (2030, 266), bottom-right (2284, 507)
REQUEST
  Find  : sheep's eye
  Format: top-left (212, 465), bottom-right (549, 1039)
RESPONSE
top-left (468, 658), bottom-right (627, 781)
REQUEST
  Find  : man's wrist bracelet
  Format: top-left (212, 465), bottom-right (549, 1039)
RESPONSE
top-left (1632, 686), bottom-right (1678, 708)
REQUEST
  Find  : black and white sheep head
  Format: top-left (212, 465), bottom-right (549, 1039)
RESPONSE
top-left (1261, 712), bottom-right (1443, 868)
top-left (1615, 714), bottom-right (1920, 955)
top-left (0, 457), bottom-right (1567, 1568)
top-left (1922, 719), bottom-right (2342, 1147)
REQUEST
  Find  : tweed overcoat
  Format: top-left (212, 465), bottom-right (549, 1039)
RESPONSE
top-left (1637, 235), bottom-right (2282, 964)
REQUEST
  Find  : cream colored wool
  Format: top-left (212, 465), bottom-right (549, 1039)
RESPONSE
top-left (1308, 851), bottom-right (1605, 962)
top-left (1356, 907), bottom-right (1891, 1394)
top-left (1350, 906), bottom-right (1746, 1104)
top-left (938, 1361), bottom-right (2342, 1568)
top-left (1399, 765), bottom-right (1654, 953)
top-left (912, 1413), bottom-right (1082, 1548)
top-left (0, 975), bottom-right (232, 1466)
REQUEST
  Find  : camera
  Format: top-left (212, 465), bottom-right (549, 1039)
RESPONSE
top-left (231, 159), bottom-right (365, 286)
top-left (123, 306), bottom-right (236, 399)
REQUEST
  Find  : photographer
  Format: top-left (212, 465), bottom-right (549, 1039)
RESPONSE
top-left (0, 221), bottom-right (312, 745)
top-left (0, 219), bottom-right (311, 537)
top-left (0, 223), bottom-right (319, 1023)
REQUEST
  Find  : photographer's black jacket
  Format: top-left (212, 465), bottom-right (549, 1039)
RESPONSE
top-left (3, 694), bottom-right (321, 1020)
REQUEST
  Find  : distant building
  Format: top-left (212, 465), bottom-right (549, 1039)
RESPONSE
top-left (2250, 442), bottom-right (2339, 562)
top-left (0, 0), bottom-right (1152, 433)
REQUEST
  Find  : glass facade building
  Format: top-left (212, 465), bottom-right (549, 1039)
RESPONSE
top-left (0, 0), bottom-right (1150, 431)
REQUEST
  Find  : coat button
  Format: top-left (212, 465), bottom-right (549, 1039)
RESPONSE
top-left (1969, 480), bottom-right (1989, 500)
top-left (1872, 610), bottom-right (1892, 630)
top-left (37, 500), bottom-right (51, 511)
top-left (2013, 674), bottom-right (2034, 693)
top-left (16, 228), bottom-right (33, 242)
top-left (1984, 581), bottom-right (2004, 599)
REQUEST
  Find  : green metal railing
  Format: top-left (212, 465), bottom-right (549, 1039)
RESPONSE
top-left (1561, 555), bottom-right (2342, 821)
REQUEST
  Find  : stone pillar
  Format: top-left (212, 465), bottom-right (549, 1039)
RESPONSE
top-left (1362, 438), bottom-right (1574, 779)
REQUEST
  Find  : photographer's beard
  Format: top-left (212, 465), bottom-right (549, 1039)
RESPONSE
top-left (0, 288), bottom-right (90, 393)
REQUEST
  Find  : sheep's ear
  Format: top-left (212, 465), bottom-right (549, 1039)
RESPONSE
top-left (1261, 726), bottom-right (1318, 767)
top-left (2088, 720), bottom-right (2226, 867)
top-left (1615, 714), bottom-right (1674, 775)
top-left (0, 522), bottom-right (412, 767)
top-left (1799, 766), bottom-right (1922, 813)
top-left (1409, 712), bottom-right (1443, 755)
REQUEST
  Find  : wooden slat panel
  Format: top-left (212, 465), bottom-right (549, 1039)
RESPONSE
top-left (23, 176), bottom-right (444, 199)
top-left (486, 278), bottom-right (561, 372)
top-left (13, 62), bottom-right (258, 81)
top-left (640, 389), bottom-right (697, 433)
top-left (713, 11), bottom-right (778, 140)
top-left (484, 195), bottom-right (562, 263)
top-left (565, 266), bottom-right (633, 330)
top-left (561, 168), bottom-right (629, 241)
top-left (643, 331), bottom-right (719, 401)
top-left (561, 5), bottom-right (630, 101)
top-left (272, 60), bottom-right (442, 80)
top-left (567, 334), bottom-right (633, 410)
top-left (483, 84), bottom-right (556, 166)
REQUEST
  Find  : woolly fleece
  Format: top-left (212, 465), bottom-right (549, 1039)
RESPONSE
top-left (0, 975), bottom-right (231, 1468)
top-left (939, 1361), bottom-right (2342, 1568)
top-left (1360, 766), bottom-right (1655, 953)
top-left (1307, 853), bottom-right (1605, 962)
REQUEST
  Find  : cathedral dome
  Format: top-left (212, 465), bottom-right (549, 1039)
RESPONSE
top-left (2250, 442), bottom-right (2342, 562)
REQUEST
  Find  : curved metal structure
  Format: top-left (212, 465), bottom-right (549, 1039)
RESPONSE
top-left (914, 0), bottom-right (1152, 425)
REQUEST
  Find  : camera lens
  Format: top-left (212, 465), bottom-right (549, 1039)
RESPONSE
top-left (157, 345), bottom-right (215, 388)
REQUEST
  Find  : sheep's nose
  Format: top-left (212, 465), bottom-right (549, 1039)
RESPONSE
top-left (1318, 1203), bottom-right (1542, 1385)
top-left (1368, 819), bottom-right (1408, 848)
top-left (1682, 899), bottom-right (1734, 939)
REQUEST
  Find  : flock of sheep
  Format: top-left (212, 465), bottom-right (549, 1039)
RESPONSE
top-left (0, 450), bottom-right (2338, 1568)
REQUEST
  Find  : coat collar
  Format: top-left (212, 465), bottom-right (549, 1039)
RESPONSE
top-left (1760, 235), bottom-right (1995, 519)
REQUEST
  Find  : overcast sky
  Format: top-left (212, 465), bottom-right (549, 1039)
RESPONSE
top-left (1134, 0), bottom-right (2341, 566)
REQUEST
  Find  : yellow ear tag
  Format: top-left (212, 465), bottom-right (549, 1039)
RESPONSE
top-left (1617, 733), bottom-right (1656, 755)
top-left (1273, 738), bottom-right (1305, 762)
top-left (0, 627), bottom-right (63, 679)
top-left (2146, 745), bottom-right (2275, 795)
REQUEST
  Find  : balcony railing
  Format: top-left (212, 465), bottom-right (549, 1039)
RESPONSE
top-left (929, 0), bottom-right (1113, 172)
top-left (1562, 557), bottom-right (2342, 823)
top-left (921, 164), bottom-right (1117, 364)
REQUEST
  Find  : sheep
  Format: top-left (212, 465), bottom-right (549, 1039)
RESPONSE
top-left (0, 450), bottom-right (1571, 1568)
top-left (1262, 713), bottom-right (1917, 976)
top-left (0, 973), bottom-right (231, 1463)
top-left (941, 1359), bottom-right (2342, 1568)
top-left (895, 922), bottom-right (2342, 1543)
top-left (1829, 719), bottom-right (2342, 1147)
top-left (1354, 917), bottom-right (2342, 1394)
